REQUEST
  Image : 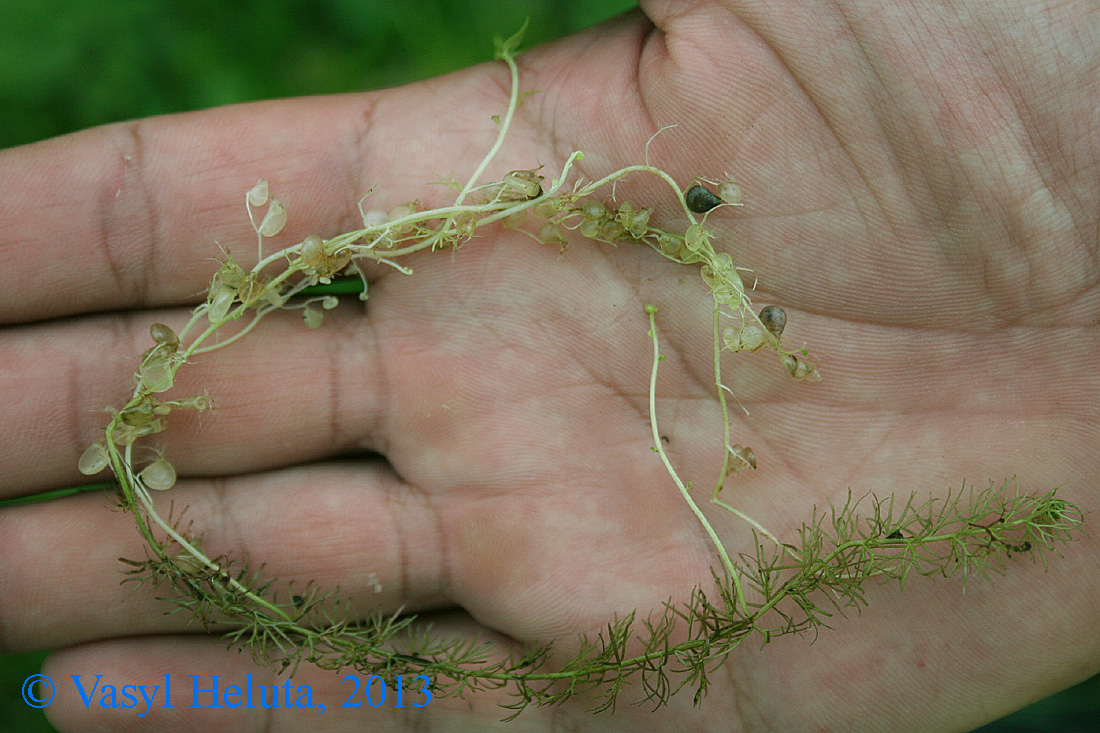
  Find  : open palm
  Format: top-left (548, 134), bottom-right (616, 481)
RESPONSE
top-left (2, 1), bottom-right (1097, 731)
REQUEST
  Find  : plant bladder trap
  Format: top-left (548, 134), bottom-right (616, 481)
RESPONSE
top-left (76, 28), bottom-right (1083, 717)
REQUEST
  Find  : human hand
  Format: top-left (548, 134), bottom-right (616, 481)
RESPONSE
top-left (2, 1), bottom-right (1097, 730)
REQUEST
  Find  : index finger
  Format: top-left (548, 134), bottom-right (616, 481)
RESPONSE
top-left (0, 12), bottom-right (671, 327)
top-left (0, 81), bottom-right (512, 324)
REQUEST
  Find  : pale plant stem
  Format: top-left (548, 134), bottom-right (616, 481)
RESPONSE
top-left (176, 305), bottom-right (209, 344)
top-left (131, 480), bottom-right (293, 622)
top-left (705, 303), bottom-right (787, 554)
top-left (189, 306), bottom-right (275, 356)
top-left (454, 51), bottom-right (520, 206)
top-left (108, 417), bottom-right (295, 626)
top-left (645, 307), bottom-right (747, 615)
top-left (577, 165), bottom-right (698, 222)
top-left (712, 498), bottom-right (786, 550)
top-left (712, 304), bottom-right (733, 495)
top-left (378, 152), bottom-right (586, 258)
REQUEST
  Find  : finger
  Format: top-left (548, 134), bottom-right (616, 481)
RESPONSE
top-left (0, 462), bottom-right (449, 653)
top-left (0, 303), bottom-right (384, 498)
top-left (0, 16), bottom-right (662, 325)
top-left (0, 68), bottom-right (509, 324)
top-left (0, 64), bottom-right (536, 325)
top-left (0, 235), bottom-right (632, 499)
top-left (1, 404), bottom-right (729, 656)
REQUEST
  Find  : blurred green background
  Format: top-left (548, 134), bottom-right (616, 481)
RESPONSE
top-left (0, 0), bottom-right (637, 149)
top-left (0, 1), bottom-right (1095, 731)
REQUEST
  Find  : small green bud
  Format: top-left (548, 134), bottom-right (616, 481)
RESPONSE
top-left (726, 444), bottom-right (756, 476)
top-left (657, 233), bottom-right (680, 256)
top-left (582, 201), bottom-right (606, 220)
top-left (140, 457), bottom-right (177, 491)
top-left (361, 209), bottom-right (388, 228)
top-left (503, 169), bottom-right (543, 199)
top-left (121, 400), bottom-right (159, 427)
top-left (684, 223), bottom-right (710, 252)
top-left (453, 212), bottom-right (477, 238)
top-left (783, 354), bottom-right (819, 380)
top-left (302, 307), bottom-right (324, 330)
top-left (247, 179), bottom-right (269, 207)
top-left (215, 259), bottom-right (246, 289)
top-left (299, 235), bottom-right (326, 268)
top-left (388, 203), bottom-right (418, 234)
top-left (533, 200), bottom-right (559, 219)
top-left (626, 209), bottom-right (650, 238)
top-left (502, 210), bottom-right (526, 229)
top-left (600, 220), bottom-right (625, 241)
top-left (538, 222), bottom-right (566, 245)
top-left (579, 218), bottom-right (601, 239)
top-left (150, 323), bottom-right (179, 350)
top-left (718, 181), bottom-right (743, 204)
top-left (723, 325), bottom-right (765, 352)
top-left (700, 266), bottom-right (720, 288)
top-left (78, 442), bottom-right (110, 475)
top-left (112, 419), bottom-right (166, 446)
top-left (142, 363), bottom-right (174, 393)
top-left (171, 394), bottom-right (212, 411)
top-left (257, 198), bottom-right (287, 237)
top-left (208, 284), bottom-right (236, 322)
top-left (711, 253), bottom-right (733, 272)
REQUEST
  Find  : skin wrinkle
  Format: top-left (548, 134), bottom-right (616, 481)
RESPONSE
top-left (827, 9), bottom-right (970, 302)
top-left (935, 46), bottom-right (1057, 313)
top-left (60, 314), bottom-right (178, 495)
top-left (974, 56), bottom-right (1100, 320)
top-left (343, 96), bottom-right (404, 464)
top-left (995, 9), bottom-right (1095, 236)
top-left (359, 313), bottom-right (391, 459)
top-left (577, 359), bottom-right (653, 445)
top-left (346, 96), bottom-right (377, 236)
top-left (206, 474), bottom-right (241, 567)
top-left (721, 653), bottom-right (763, 733)
top-left (547, 698), bottom-right (589, 733)
top-left (635, 24), bottom-right (667, 137)
top-left (65, 353), bottom-right (85, 478)
top-left (925, 16), bottom-right (1085, 320)
top-left (421, 483), bottom-right (452, 608)
top-left (389, 481), bottom-right (412, 615)
top-left (94, 128), bottom-right (135, 303)
top-left (824, 5), bottom-right (1091, 326)
top-left (325, 319), bottom-right (343, 451)
top-left (396, 687), bottom-right (432, 733)
top-left (523, 39), bottom-right (586, 168)
top-left (623, 21), bottom-right (661, 158)
top-left (88, 314), bottom-right (142, 455)
top-left (678, 7), bottom-right (938, 324)
top-left (109, 120), bottom-right (158, 308)
top-left (827, 7), bottom-right (919, 250)
top-left (385, 475), bottom-right (451, 610)
top-left (530, 15), bottom-right (652, 178)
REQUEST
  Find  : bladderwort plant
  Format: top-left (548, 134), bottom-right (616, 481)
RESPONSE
top-left (65, 27), bottom-right (1083, 716)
